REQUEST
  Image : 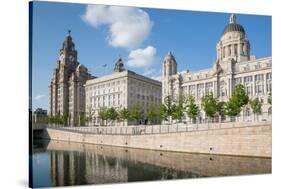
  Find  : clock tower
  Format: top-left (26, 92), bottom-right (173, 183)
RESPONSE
top-left (49, 30), bottom-right (94, 126)
top-left (59, 30), bottom-right (78, 67)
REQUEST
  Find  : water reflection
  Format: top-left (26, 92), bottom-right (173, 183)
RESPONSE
top-left (32, 140), bottom-right (271, 188)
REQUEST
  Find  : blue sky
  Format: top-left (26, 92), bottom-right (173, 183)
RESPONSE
top-left (31, 1), bottom-right (271, 110)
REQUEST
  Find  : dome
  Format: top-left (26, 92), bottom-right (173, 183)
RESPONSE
top-left (222, 23), bottom-right (245, 35)
top-left (221, 14), bottom-right (245, 36)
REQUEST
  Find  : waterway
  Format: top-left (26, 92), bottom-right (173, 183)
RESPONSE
top-left (31, 139), bottom-right (271, 188)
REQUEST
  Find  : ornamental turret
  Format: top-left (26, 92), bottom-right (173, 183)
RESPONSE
top-left (216, 14), bottom-right (250, 63)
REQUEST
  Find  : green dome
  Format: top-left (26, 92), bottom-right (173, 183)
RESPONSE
top-left (222, 23), bottom-right (245, 35)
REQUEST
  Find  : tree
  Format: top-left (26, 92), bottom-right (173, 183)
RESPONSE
top-left (201, 93), bottom-right (219, 120)
top-left (79, 114), bottom-right (88, 126)
top-left (118, 108), bottom-right (130, 126)
top-left (186, 95), bottom-right (199, 123)
top-left (98, 107), bottom-right (108, 126)
top-left (171, 95), bottom-right (187, 123)
top-left (86, 105), bottom-right (95, 126)
top-left (225, 84), bottom-right (249, 119)
top-left (162, 95), bottom-right (174, 124)
top-left (232, 84), bottom-right (249, 107)
top-left (129, 104), bottom-right (143, 125)
top-left (217, 101), bottom-right (226, 122)
top-left (146, 104), bottom-right (165, 124)
top-left (250, 98), bottom-right (262, 121)
top-left (106, 107), bottom-right (118, 126)
top-left (62, 114), bottom-right (68, 126)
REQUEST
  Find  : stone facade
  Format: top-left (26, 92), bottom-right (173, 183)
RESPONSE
top-left (162, 14), bottom-right (272, 122)
top-left (48, 31), bottom-right (94, 126)
top-left (85, 58), bottom-right (162, 126)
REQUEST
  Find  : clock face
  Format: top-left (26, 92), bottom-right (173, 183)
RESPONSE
top-left (60, 54), bottom-right (64, 60)
top-left (69, 55), bottom-right (75, 62)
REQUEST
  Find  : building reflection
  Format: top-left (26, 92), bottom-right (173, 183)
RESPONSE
top-left (48, 147), bottom-right (200, 186)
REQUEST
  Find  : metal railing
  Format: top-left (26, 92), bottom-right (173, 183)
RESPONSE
top-left (47, 118), bottom-right (271, 136)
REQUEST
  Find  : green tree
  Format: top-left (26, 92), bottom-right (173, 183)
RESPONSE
top-left (118, 108), bottom-right (130, 126)
top-left (79, 114), bottom-right (88, 126)
top-left (146, 104), bottom-right (165, 124)
top-left (106, 107), bottom-right (118, 126)
top-left (62, 114), bottom-right (68, 126)
top-left (162, 95), bottom-right (174, 124)
top-left (86, 105), bottom-right (95, 126)
top-left (98, 107), bottom-right (108, 126)
top-left (225, 84), bottom-right (249, 118)
top-left (250, 98), bottom-right (262, 121)
top-left (186, 95), bottom-right (199, 123)
top-left (217, 101), bottom-right (226, 122)
top-left (201, 93), bottom-right (219, 120)
top-left (129, 104), bottom-right (143, 125)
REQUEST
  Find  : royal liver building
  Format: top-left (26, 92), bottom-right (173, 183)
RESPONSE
top-left (162, 14), bottom-right (272, 121)
top-left (48, 31), bottom-right (94, 125)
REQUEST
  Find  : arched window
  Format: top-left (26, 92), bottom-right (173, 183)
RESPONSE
top-left (245, 108), bottom-right (250, 116)
top-left (228, 45), bottom-right (231, 56)
top-left (241, 43), bottom-right (244, 55)
top-left (268, 107), bottom-right (272, 115)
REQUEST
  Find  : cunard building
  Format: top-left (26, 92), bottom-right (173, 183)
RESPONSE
top-left (48, 31), bottom-right (94, 125)
top-left (162, 14), bottom-right (272, 122)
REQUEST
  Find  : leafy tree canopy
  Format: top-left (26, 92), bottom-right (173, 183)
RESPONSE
top-left (201, 93), bottom-right (219, 118)
top-left (186, 95), bottom-right (199, 120)
top-left (250, 98), bottom-right (262, 115)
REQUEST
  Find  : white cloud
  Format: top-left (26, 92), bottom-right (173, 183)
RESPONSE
top-left (127, 46), bottom-right (157, 68)
top-left (34, 95), bottom-right (45, 100)
top-left (150, 75), bottom-right (162, 81)
top-left (142, 68), bottom-right (162, 81)
top-left (82, 5), bottom-right (153, 49)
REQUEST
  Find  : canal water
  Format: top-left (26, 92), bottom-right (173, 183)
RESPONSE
top-left (31, 139), bottom-right (271, 188)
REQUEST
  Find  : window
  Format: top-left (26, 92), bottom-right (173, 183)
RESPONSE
top-left (234, 77), bottom-right (242, 86)
top-left (266, 73), bottom-right (272, 80)
top-left (245, 108), bottom-right (250, 116)
top-left (255, 74), bottom-right (264, 81)
top-left (244, 76), bottom-right (252, 83)
top-left (268, 107), bottom-right (272, 115)
top-left (255, 63), bottom-right (261, 69)
top-left (266, 82), bottom-right (272, 93)
top-left (246, 85), bottom-right (252, 95)
top-left (255, 84), bottom-right (264, 94)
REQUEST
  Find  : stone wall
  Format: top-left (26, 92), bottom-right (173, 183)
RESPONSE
top-left (43, 124), bottom-right (272, 157)
top-left (46, 140), bottom-right (271, 177)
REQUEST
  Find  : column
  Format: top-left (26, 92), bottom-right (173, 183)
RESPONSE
top-left (243, 43), bottom-right (247, 56)
top-left (195, 84), bottom-right (198, 101)
top-left (231, 44), bottom-right (235, 57)
top-left (263, 73), bottom-right (267, 94)
top-left (228, 78), bottom-right (231, 97)
top-left (213, 80), bottom-right (217, 97)
top-left (238, 43), bottom-right (241, 56)
top-left (204, 82), bottom-right (207, 95)
top-left (253, 75), bottom-right (256, 96)
top-left (240, 43), bottom-right (244, 55)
